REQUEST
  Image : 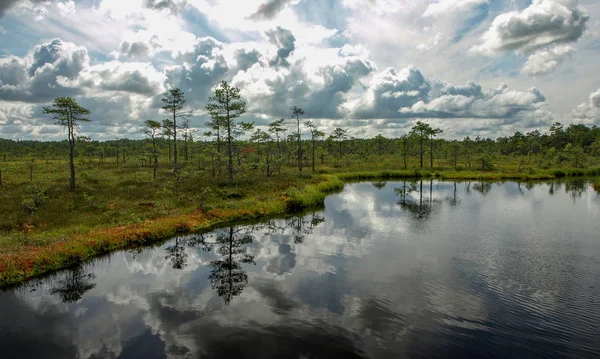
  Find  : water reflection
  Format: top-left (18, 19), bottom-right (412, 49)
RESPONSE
top-left (204, 227), bottom-right (255, 305)
top-left (394, 180), bottom-right (441, 219)
top-left (50, 264), bottom-right (96, 303)
top-left (372, 181), bottom-right (387, 190)
top-left (565, 180), bottom-right (586, 202)
top-left (285, 213), bottom-right (325, 244)
top-left (472, 181), bottom-right (492, 195)
top-left (1, 180), bottom-right (600, 358)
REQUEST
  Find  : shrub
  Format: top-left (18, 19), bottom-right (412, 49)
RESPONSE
top-left (552, 170), bottom-right (566, 177)
top-left (20, 183), bottom-right (47, 215)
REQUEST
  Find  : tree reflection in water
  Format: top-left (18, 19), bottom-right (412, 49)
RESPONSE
top-left (174, 227), bottom-right (256, 305)
top-left (450, 181), bottom-right (458, 206)
top-left (394, 180), bottom-right (473, 218)
top-left (472, 181), bottom-right (492, 195)
top-left (372, 181), bottom-right (387, 190)
top-left (164, 212), bottom-right (326, 304)
top-left (286, 212), bottom-right (325, 244)
top-left (50, 264), bottom-right (96, 303)
top-left (165, 237), bottom-right (189, 270)
top-left (565, 180), bottom-right (587, 203)
top-left (394, 180), bottom-right (435, 219)
top-left (208, 227), bottom-right (255, 305)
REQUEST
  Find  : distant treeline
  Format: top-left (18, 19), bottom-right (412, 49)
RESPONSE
top-left (1, 121), bottom-right (600, 170)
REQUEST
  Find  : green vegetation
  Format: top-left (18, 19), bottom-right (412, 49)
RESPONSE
top-left (1, 84), bottom-right (600, 286)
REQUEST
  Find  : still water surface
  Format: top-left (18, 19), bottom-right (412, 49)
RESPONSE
top-left (1, 180), bottom-right (600, 358)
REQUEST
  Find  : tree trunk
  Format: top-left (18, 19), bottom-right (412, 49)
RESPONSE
top-left (69, 126), bottom-right (76, 191)
top-left (266, 143), bottom-right (271, 177)
top-left (153, 156), bottom-right (158, 180)
top-left (227, 111), bottom-right (233, 183)
top-left (167, 138), bottom-right (171, 165)
top-left (430, 136), bottom-right (434, 169)
top-left (297, 119), bottom-right (302, 175)
top-left (217, 131), bottom-right (222, 176)
top-left (211, 152), bottom-right (216, 178)
top-left (403, 137), bottom-right (408, 169)
top-left (312, 138), bottom-right (316, 172)
top-left (173, 109), bottom-right (178, 171)
top-left (420, 138), bottom-right (423, 169)
top-left (184, 133), bottom-right (189, 162)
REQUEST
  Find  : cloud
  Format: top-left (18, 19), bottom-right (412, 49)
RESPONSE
top-left (0, 38), bottom-right (88, 102)
top-left (117, 41), bottom-right (151, 60)
top-left (0, 38), bottom-right (171, 139)
top-left (249, 0), bottom-right (298, 20)
top-left (0, 0), bottom-right (58, 19)
top-left (521, 44), bottom-right (575, 76)
top-left (471, 0), bottom-right (588, 76)
top-left (0, 0), bottom-right (20, 18)
top-left (422, 0), bottom-right (488, 18)
top-left (341, 0), bottom-right (411, 15)
top-left (573, 88), bottom-right (600, 124)
top-left (352, 66), bottom-right (431, 118)
top-left (233, 48), bottom-right (262, 71)
top-left (56, 0), bottom-right (75, 16)
top-left (167, 37), bottom-right (229, 104)
top-left (416, 32), bottom-right (445, 51)
top-left (232, 43), bottom-right (376, 119)
top-left (29, 38), bottom-right (88, 78)
top-left (352, 66), bottom-right (548, 122)
top-left (266, 26), bottom-right (296, 67)
top-left (143, 0), bottom-right (187, 14)
top-left (473, 0), bottom-right (588, 54)
top-left (57, 61), bottom-right (167, 96)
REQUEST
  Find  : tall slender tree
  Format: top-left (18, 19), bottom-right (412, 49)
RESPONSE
top-left (331, 127), bottom-right (349, 159)
top-left (400, 134), bottom-right (409, 169)
top-left (161, 88), bottom-right (194, 171)
top-left (429, 126), bottom-right (443, 169)
top-left (206, 81), bottom-right (250, 182)
top-left (411, 121), bottom-right (431, 169)
top-left (206, 109), bottom-right (223, 176)
top-left (268, 119), bottom-right (287, 175)
top-left (162, 120), bottom-right (174, 165)
top-left (549, 122), bottom-right (565, 150)
top-left (42, 97), bottom-right (90, 191)
top-left (144, 120), bottom-right (161, 179)
top-left (305, 121), bottom-right (324, 172)
top-left (292, 106), bottom-right (305, 175)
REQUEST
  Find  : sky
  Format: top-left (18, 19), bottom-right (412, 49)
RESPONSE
top-left (0, 0), bottom-right (599, 141)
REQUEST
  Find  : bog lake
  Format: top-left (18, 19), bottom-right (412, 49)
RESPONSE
top-left (1, 180), bottom-right (599, 358)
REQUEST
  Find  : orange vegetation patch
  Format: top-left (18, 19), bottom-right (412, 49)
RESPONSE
top-left (0, 206), bottom-right (276, 287)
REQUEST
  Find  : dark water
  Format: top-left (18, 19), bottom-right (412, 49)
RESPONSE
top-left (1, 180), bottom-right (600, 359)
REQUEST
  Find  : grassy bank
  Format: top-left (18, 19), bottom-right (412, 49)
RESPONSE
top-left (1, 164), bottom-right (598, 287)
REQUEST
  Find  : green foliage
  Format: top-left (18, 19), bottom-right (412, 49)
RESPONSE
top-left (206, 81), bottom-right (250, 182)
top-left (20, 183), bottom-right (47, 215)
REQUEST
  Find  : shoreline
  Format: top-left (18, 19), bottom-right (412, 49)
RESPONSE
top-left (1, 170), bottom-right (597, 287)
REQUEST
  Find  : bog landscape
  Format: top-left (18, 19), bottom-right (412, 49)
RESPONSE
top-left (1, 0), bottom-right (600, 358)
